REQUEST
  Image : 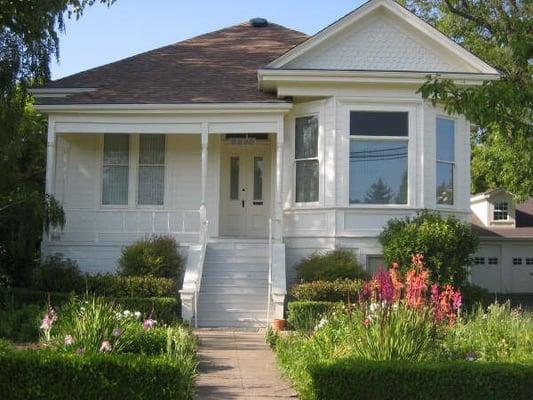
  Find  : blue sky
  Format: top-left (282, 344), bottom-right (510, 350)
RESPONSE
top-left (51, 0), bottom-right (366, 79)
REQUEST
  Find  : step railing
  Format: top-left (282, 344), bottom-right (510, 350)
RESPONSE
top-left (266, 218), bottom-right (274, 326)
top-left (194, 219), bottom-right (209, 328)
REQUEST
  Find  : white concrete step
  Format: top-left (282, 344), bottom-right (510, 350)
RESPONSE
top-left (200, 286), bottom-right (268, 295)
top-left (202, 277), bottom-right (269, 287)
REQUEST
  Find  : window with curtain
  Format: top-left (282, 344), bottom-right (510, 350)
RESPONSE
top-left (436, 118), bottom-right (455, 205)
top-left (349, 111), bottom-right (408, 204)
top-left (295, 116), bottom-right (319, 203)
top-left (138, 134), bottom-right (165, 205)
top-left (102, 134), bottom-right (129, 205)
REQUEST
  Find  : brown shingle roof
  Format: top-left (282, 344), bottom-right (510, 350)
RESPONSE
top-left (39, 22), bottom-right (308, 105)
top-left (471, 198), bottom-right (533, 238)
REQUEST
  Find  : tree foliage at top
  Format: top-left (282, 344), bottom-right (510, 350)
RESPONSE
top-left (0, 0), bottom-right (114, 285)
top-left (399, 0), bottom-right (532, 200)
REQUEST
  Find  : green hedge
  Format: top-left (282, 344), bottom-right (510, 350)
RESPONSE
top-left (287, 301), bottom-right (343, 332)
top-left (0, 288), bottom-right (180, 322)
top-left (0, 304), bottom-right (42, 342)
top-left (0, 349), bottom-right (194, 400)
top-left (290, 279), bottom-right (364, 302)
top-left (309, 359), bottom-right (533, 400)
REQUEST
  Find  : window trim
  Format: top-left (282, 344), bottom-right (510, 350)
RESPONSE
top-left (435, 116), bottom-right (456, 208)
top-left (137, 134), bottom-right (166, 207)
top-left (493, 201), bottom-right (509, 221)
top-left (101, 134), bottom-right (131, 208)
top-left (292, 111), bottom-right (321, 207)
top-left (348, 110), bottom-right (410, 207)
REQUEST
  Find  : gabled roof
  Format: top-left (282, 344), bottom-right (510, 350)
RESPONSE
top-left (471, 197), bottom-right (533, 239)
top-left (36, 22), bottom-right (308, 105)
top-left (265, 0), bottom-right (499, 75)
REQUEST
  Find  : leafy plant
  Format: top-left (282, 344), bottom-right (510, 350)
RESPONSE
top-left (118, 235), bottom-right (184, 279)
top-left (296, 248), bottom-right (369, 283)
top-left (86, 274), bottom-right (177, 298)
top-left (287, 301), bottom-right (343, 332)
top-left (0, 303), bottom-right (42, 342)
top-left (290, 279), bottom-right (364, 303)
top-left (32, 255), bottom-right (86, 293)
top-left (379, 211), bottom-right (479, 287)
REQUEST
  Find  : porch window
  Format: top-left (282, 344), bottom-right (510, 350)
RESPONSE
top-left (295, 116), bottom-right (319, 203)
top-left (436, 117), bottom-right (455, 205)
top-left (138, 134), bottom-right (165, 205)
top-left (349, 111), bottom-right (408, 204)
top-left (102, 134), bottom-right (129, 205)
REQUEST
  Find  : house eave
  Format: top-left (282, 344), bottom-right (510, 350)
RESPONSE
top-left (29, 87), bottom-right (97, 98)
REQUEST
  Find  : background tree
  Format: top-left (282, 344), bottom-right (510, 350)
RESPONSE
top-left (379, 211), bottom-right (479, 287)
top-left (364, 178), bottom-right (394, 204)
top-left (0, 0), bottom-right (114, 285)
top-left (398, 0), bottom-right (532, 200)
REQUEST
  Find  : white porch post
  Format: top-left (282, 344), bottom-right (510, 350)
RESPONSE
top-left (45, 117), bottom-right (56, 196)
top-left (274, 117), bottom-right (284, 242)
top-left (199, 122), bottom-right (208, 224)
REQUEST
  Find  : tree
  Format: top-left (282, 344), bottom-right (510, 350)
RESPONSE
top-left (398, 0), bottom-right (533, 200)
top-left (364, 178), bottom-right (394, 204)
top-left (0, 0), bottom-right (114, 285)
top-left (379, 211), bottom-right (479, 287)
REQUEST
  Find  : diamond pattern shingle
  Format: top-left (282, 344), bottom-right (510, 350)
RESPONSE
top-left (40, 22), bottom-right (308, 104)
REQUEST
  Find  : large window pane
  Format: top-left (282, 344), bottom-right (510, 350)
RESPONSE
top-left (295, 116), bottom-right (318, 159)
top-left (296, 160), bottom-right (319, 203)
top-left (349, 140), bottom-right (408, 204)
top-left (253, 157), bottom-right (263, 201)
top-left (138, 134), bottom-right (165, 205)
top-left (436, 162), bottom-right (453, 205)
top-left (350, 111), bottom-right (408, 137)
top-left (230, 157), bottom-right (239, 200)
top-left (436, 118), bottom-right (455, 162)
top-left (102, 134), bottom-right (129, 205)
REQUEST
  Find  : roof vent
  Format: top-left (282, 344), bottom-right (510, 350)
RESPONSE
top-left (250, 18), bottom-right (268, 28)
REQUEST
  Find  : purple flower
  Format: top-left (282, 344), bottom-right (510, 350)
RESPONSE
top-left (64, 335), bottom-right (74, 345)
top-left (99, 340), bottom-right (112, 352)
top-left (431, 284), bottom-right (439, 304)
top-left (40, 307), bottom-right (57, 331)
top-left (452, 291), bottom-right (462, 311)
top-left (143, 318), bottom-right (156, 331)
top-left (112, 328), bottom-right (123, 337)
top-left (76, 347), bottom-right (85, 354)
top-left (376, 270), bottom-right (394, 303)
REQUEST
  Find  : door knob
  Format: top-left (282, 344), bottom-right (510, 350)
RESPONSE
top-left (242, 200), bottom-right (245, 208)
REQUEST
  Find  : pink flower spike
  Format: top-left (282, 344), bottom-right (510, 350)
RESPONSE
top-left (112, 328), bottom-right (123, 337)
top-left (361, 318), bottom-right (370, 328)
top-left (76, 347), bottom-right (84, 354)
top-left (452, 291), bottom-right (462, 311)
top-left (99, 340), bottom-right (112, 352)
top-left (64, 335), bottom-right (74, 345)
top-left (431, 284), bottom-right (439, 304)
top-left (143, 318), bottom-right (156, 331)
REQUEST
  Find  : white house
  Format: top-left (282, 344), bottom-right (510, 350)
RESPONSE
top-left (32, 0), bottom-right (499, 327)
top-left (470, 189), bottom-right (533, 294)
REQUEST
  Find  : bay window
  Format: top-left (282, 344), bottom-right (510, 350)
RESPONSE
top-left (102, 134), bottom-right (129, 205)
top-left (436, 117), bottom-right (455, 205)
top-left (349, 111), bottom-right (408, 204)
top-left (295, 116), bottom-right (319, 203)
top-left (138, 134), bottom-right (165, 205)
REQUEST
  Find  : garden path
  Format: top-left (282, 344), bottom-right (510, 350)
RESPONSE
top-left (195, 330), bottom-right (297, 399)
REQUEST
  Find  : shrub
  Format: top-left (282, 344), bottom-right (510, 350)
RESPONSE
top-left (290, 279), bottom-right (364, 302)
top-left (86, 274), bottom-right (177, 298)
top-left (460, 283), bottom-right (492, 310)
top-left (308, 359), bottom-right (533, 400)
top-left (32, 255), bottom-right (86, 293)
top-left (287, 301), bottom-right (343, 332)
top-left (0, 303), bottom-right (42, 342)
top-left (118, 235), bottom-right (184, 279)
top-left (0, 350), bottom-right (196, 400)
top-left (296, 248), bottom-right (369, 283)
top-left (379, 210), bottom-right (479, 287)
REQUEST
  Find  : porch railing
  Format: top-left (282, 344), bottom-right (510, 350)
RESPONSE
top-left (194, 219), bottom-right (209, 328)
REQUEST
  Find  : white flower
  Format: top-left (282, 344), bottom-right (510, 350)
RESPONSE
top-left (80, 307), bottom-right (85, 311)
top-left (134, 311), bottom-right (141, 318)
top-left (369, 302), bottom-right (380, 314)
top-left (123, 310), bottom-right (131, 317)
top-left (314, 317), bottom-right (328, 331)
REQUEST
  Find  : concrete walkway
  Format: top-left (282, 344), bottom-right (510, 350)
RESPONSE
top-left (195, 330), bottom-right (298, 399)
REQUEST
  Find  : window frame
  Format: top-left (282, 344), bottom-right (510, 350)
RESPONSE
top-left (488, 257), bottom-right (498, 265)
top-left (493, 201), bottom-right (509, 221)
top-left (101, 134), bottom-right (131, 208)
top-left (473, 257), bottom-right (485, 265)
top-left (512, 257), bottom-right (523, 266)
top-left (435, 116), bottom-right (456, 208)
top-left (293, 112), bottom-right (321, 206)
top-left (137, 134), bottom-right (166, 207)
top-left (348, 109), bottom-right (411, 207)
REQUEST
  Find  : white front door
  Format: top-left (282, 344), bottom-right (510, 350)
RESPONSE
top-left (220, 143), bottom-right (271, 237)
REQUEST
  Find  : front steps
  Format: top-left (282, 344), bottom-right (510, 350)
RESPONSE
top-left (196, 240), bottom-right (270, 328)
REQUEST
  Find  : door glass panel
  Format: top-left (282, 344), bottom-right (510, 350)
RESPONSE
top-left (253, 157), bottom-right (263, 201)
top-left (230, 157), bottom-right (239, 200)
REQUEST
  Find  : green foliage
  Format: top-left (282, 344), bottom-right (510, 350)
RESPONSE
top-left (287, 301), bottom-right (343, 332)
top-left (32, 255), bottom-right (86, 293)
top-left (290, 279), bottom-right (364, 303)
top-left (265, 327), bottom-right (280, 349)
top-left (308, 359), bottom-right (533, 400)
top-left (0, 303), bottom-right (42, 342)
top-left (399, 0), bottom-right (533, 201)
top-left (87, 274), bottom-right (177, 298)
top-left (0, 349), bottom-right (196, 400)
top-left (441, 302), bottom-right (533, 363)
top-left (118, 235), bottom-right (185, 279)
top-left (296, 248), bottom-right (370, 283)
top-left (379, 210), bottom-right (479, 286)
top-left (460, 283), bottom-right (491, 310)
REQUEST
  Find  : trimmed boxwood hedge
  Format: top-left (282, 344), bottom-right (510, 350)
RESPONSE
top-left (308, 359), bottom-right (533, 400)
top-left (0, 288), bottom-right (180, 321)
top-left (0, 349), bottom-right (194, 400)
top-left (287, 301), bottom-right (343, 331)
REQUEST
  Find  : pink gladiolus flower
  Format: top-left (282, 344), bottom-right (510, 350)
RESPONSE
top-left (452, 291), bottom-right (462, 311)
top-left (361, 318), bottom-right (370, 328)
top-left (99, 340), bottom-right (112, 352)
top-left (143, 318), bottom-right (156, 330)
top-left (431, 284), bottom-right (439, 304)
top-left (76, 347), bottom-right (84, 354)
top-left (64, 335), bottom-right (74, 345)
top-left (376, 270), bottom-right (394, 303)
top-left (112, 328), bottom-right (123, 337)
top-left (40, 307), bottom-right (57, 331)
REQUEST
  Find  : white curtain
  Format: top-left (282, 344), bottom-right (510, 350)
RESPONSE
top-left (138, 134), bottom-right (165, 205)
top-left (102, 134), bottom-right (129, 205)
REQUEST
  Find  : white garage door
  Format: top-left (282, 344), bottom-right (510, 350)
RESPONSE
top-left (509, 245), bottom-right (533, 293)
top-left (470, 245), bottom-right (501, 292)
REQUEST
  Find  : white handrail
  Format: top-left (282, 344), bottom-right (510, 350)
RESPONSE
top-left (266, 218), bottom-right (273, 327)
top-left (194, 219), bottom-right (209, 328)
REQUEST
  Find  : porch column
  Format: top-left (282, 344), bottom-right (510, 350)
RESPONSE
top-left (45, 117), bottom-right (56, 195)
top-left (274, 117), bottom-right (284, 242)
top-left (199, 123), bottom-right (208, 224)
